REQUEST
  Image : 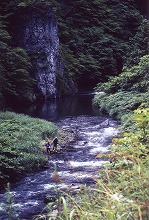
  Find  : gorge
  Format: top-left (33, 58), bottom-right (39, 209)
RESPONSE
top-left (0, 1), bottom-right (148, 219)
top-left (1, 0), bottom-right (148, 109)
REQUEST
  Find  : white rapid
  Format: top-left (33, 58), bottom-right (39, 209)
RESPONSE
top-left (0, 115), bottom-right (119, 219)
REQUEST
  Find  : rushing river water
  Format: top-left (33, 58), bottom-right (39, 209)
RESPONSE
top-left (0, 93), bottom-right (119, 219)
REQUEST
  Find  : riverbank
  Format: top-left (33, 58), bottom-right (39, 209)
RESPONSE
top-left (0, 103), bottom-right (148, 219)
top-left (0, 113), bottom-right (119, 219)
top-left (52, 58), bottom-right (149, 219)
top-left (48, 108), bottom-right (148, 220)
top-left (0, 111), bottom-right (76, 190)
top-left (93, 55), bottom-right (149, 129)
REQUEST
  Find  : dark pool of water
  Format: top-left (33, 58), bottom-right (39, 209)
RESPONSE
top-left (9, 92), bottom-right (100, 121)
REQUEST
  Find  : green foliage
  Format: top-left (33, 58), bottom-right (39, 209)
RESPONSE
top-left (0, 111), bottom-right (58, 186)
top-left (132, 107), bottom-right (149, 139)
top-left (95, 55), bottom-right (149, 93)
top-left (0, 14), bottom-right (36, 110)
top-left (56, 0), bottom-right (147, 90)
top-left (126, 19), bottom-right (149, 66)
top-left (93, 55), bottom-right (149, 128)
top-left (17, 0), bottom-right (53, 14)
top-left (0, 183), bottom-right (17, 220)
top-left (93, 91), bottom-right (149, 121)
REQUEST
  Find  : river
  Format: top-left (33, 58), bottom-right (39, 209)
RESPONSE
top-left (0, 93), bottom-right (119, 219)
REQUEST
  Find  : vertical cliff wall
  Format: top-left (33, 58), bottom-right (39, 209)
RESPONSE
top-left (5, 3), bottom-right (79, 99)
top-left (23, 8), bottom-right (64, 98)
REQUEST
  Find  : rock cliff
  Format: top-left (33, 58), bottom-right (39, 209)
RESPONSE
top-left (23, 7), bottom-right (77, 99)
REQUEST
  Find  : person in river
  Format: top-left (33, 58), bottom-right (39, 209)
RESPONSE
top-left (45, 140), bottom-right (51, 154)
top-left (52, 137), bottom-right (58, 152)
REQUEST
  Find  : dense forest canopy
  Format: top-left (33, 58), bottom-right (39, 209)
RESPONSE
top-left (0, 0), bottom-right (148, 109)
top-left (56, 0), bottom-right (148, 89)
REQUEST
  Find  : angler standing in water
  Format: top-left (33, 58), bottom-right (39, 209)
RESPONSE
top-left (53, 137), bottom-right (58, 152)
top-left (45, 140), bottom-right (51, 154)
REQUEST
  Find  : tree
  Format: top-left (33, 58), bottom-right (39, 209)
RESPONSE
top-left (56, 0), bottom-right (146, 90)
top-left (0, 14), bottom-right (35, 109)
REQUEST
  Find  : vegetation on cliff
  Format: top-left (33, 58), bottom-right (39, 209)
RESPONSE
top-left (56, 0), bottom-right (148, 90)
top-left (0, 15), bottom-right (35, 109)
top-left (93, 55), bottom-right (149, 123)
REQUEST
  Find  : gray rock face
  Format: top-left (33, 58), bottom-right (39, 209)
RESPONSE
top-left (24, 8), bottom-right (63, 98)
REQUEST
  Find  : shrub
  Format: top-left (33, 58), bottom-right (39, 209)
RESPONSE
top-left (95, 55), bottom-right (149, 94)
top-left (93, 91), bottom-right (149, 121)
top-left (0, 111), bottom-right (58, 186)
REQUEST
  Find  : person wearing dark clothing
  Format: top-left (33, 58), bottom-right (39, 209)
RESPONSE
top-left (53, 137), bottom-right (58, 151)
top-left (45, 140), bottom-right (51, 154)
